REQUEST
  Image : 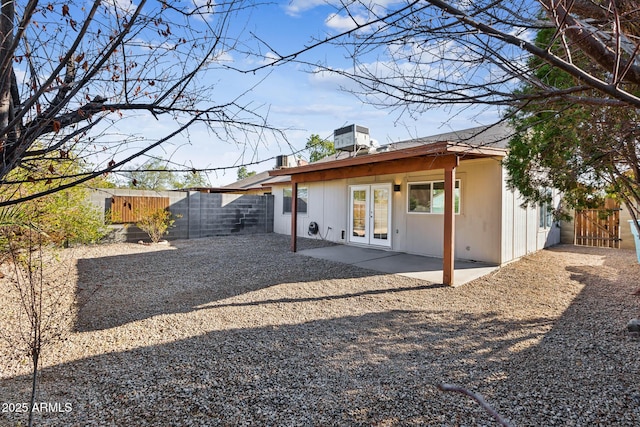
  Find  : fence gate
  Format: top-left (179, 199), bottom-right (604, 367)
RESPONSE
top-left (574, 204), bottom-right (621, 248)
top-left (110, 196), bottom-right (170, 223)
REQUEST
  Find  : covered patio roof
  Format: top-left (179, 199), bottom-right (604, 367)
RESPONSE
top-left (269, 142), bottom-right (506, 183)
top-left (268, 136), bottom-right (508, 286)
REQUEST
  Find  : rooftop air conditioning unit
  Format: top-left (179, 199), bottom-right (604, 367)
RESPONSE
top-left (333, 125), bottom-right (371, 152)
top-left (275, 155), bottom-right (288, 168)
top-left (275, 154), bottom-right (296, 169)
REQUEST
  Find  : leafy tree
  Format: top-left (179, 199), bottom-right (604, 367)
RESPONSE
top-left (123, 159), bottom-right (210, 190)
top-left (125, 159), bottom-right (178, 191)
top-left (504, 26), bottom-right (640, 225)
top-left (0, 0), bottom-right (281, 207)
top-left (89, 174), bottom-right (117, 189)
top-left (178, 170), bottom-right (209, 189)
top-left (305, 134), bottom-right (335, 162)
top-left (0, 151), bottom-right (108, 247)
top-left (39, 188), bottom-right (107, 247)
top-left (237, 166), bottom-right (257, 180)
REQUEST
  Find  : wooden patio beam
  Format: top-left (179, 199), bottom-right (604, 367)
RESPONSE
top-left (290, 180), bottom-right (298, 252)
top-left (291, 154), bottom-right (459, 184)
top-left (442, 157), bottom-right (459, 286)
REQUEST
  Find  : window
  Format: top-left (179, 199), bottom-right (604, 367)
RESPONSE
top-left (283, 187), bottom-right (308, 214)
top-left (408, 180), bottom-right (460, 214)
top-left (539, 189), bottom-right (554, 229)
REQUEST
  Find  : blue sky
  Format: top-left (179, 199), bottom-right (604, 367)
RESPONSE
top-left (109, 1), bottom-right (503, 186)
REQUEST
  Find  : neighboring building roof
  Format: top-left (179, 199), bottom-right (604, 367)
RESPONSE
top-left (177, 187), bottom-right (243, 193)
top-left (261, 175), bottom-right (292, 185)
top-left (388, 122), bottom-right (514, 150)
top-left (178, 170), bottom-right (278, 193)
top-left (223, 170), bottom-right (273, 191)
top-left (224, 169), bottom-right (296, 189)
top-left (224, 156), bottom-right (314, 189)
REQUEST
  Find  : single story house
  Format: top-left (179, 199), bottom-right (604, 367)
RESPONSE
top-left (266, 123), bottom-right (561, 285)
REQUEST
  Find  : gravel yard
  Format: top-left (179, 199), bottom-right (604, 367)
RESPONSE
top-left (1, 233), bottom-right (639, 426)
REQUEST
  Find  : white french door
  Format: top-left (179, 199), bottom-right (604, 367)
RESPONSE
top-left (349, 184), bottom-right (392, 247)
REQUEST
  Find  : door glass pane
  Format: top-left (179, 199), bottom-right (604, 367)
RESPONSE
top-left (352, 189), bottom-right (367, 237)
top-left (373, 188), bottom-right (389, 240)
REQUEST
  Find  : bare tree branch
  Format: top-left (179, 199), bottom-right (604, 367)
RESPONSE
top-left (241, 1), bottom-right (640, 111)
top-left (0, 0), bottom-right (285, 206)
top-left (438, 383), bottom-right (514, 427)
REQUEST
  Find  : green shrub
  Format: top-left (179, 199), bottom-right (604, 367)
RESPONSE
top-left (0, 151), bottom-right (109, 248)
top-left (136, 208), bottom-right (178, 243)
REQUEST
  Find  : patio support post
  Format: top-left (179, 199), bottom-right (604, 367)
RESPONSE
top-left (290, 180), bottom-right (298, 252)
top-left (443, 156), bottom-right (459, 286)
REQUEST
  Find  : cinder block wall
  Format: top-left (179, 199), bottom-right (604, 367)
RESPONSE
top-left (89, 189), bottom-right (274, 243)
top-left (185, 192), bottom-right (274, 239)
top-left (560, 217), bottom-right (575, 245)
top-left (620, 206), bottom-right (636, 251)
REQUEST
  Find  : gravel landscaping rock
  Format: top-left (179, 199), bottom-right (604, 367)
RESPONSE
top-left (0, 234), bottom-right (639, 426)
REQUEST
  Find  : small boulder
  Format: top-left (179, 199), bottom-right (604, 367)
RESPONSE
top-left (627, 319), bottom-right (640, 333)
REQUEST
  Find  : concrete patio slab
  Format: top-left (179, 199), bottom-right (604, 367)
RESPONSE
top-left (298, 244), bottom-right (499, 286)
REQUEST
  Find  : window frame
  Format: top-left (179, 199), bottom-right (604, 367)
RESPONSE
top-left (407, 180), bottom-right (461, 214)
top-left (283, 186), bottom-right (308, 214)
top-left (538, 189), bottom-right (554, 229)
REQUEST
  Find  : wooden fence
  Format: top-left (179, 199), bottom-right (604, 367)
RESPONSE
top-left (574, 205), bottom-right (621, 248)
top-left (110, 196), bottom-right (170, 223)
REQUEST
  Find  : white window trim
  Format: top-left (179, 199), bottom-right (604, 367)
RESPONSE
top-left (407, 179), bottom-right (461, 214)
top-left (538, 189), bottom-right (554, 229)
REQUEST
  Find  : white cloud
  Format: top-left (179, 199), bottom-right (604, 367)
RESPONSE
top-left (324, 12), bottom-right (367, 32)
top-left (209, 50), bottom-right (234, 63)
top-left (260, 51), bottom-right (280, 66)
top-left (192, 0), bottom-right (216, 8)
top-left (133, 36), bottom-right (178, 51)
top-left (284, 0), bottom-right (402, 17)
top-left (190, 0), bottom-right (217, 23)
top-left (511, 27), bottom-right (536, 44)
top-left (283, 0), bottom-right (328, 17)
top-left (105, 0), bottom-right (138, 16)
top-left (308, 67), bottom-right (352, 87)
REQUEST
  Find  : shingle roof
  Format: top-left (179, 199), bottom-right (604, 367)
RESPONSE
top-left (223, 170), bottom-right (272, 190)
top-left (387, 122), bottom-right (514, 150)
top-left (308, 121), bottom-right (513, 166)
top-left (236, 122), bottom-right (514, 184)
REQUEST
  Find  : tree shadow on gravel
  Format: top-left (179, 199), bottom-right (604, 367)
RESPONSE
top-left (5, 244), bottom-right (639, 426)
top-left (193, 282), bottom-right (447, 312)
top-left (74, 235), bottom-right (401, 332)
top-left (479, 246), bottom-right (640, 426)
top-left (1, 309), bottom-right (554, 427)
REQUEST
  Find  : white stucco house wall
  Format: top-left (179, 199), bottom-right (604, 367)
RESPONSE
top-left (264, 123), bottom-right (561, 273)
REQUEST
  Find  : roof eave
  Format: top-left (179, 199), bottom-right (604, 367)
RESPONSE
top-left (268, 143), bottom-right (505, 177)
